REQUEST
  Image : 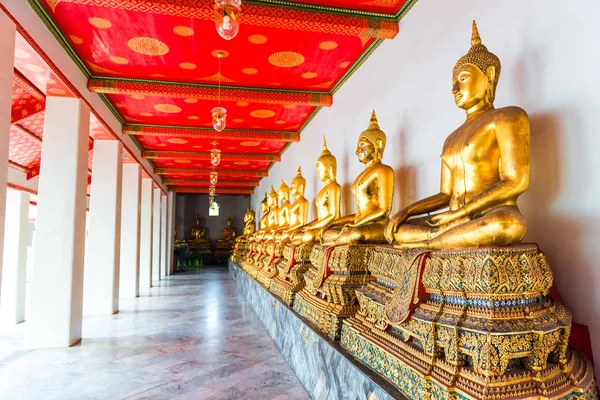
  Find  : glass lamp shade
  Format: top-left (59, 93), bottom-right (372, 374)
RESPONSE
top-left (211, 106), bottom-right (227, 132)
top-left (214, 0), bottom-right (241, 40)
top-left (210, 147), bottom-right (222, 167)
top-left (209, 171), bottom-right (218, 185)
top-left (209, 186), bottom-right (216, 197)
top-left (209, 195), bottom-right (215, 204)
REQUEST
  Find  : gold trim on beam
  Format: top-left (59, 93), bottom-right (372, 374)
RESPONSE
top-left (163, 179), bottom-right (259, 187)
top-left (123, 125), bottom-right (300, 142)
top-left (142, 151), bottom-right (280, 162)
top-left (155, 168), bottom-right (268, 177)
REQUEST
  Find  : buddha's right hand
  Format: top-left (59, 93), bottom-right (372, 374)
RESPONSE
top-left (384, 209), bottom-right (410, 243)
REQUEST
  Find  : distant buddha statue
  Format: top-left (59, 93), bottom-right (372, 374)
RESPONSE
top-left (280, 167), bottom-right (309, 242)
top-left (254, 187), bottom-right (279, 241)
top-left (320, 111), bottom-right (394, 245)
top-left (220, 215), bottom-right (236, 242)
top-left (291, 137), bottom-right (341, 244)
top-left (190, 214), bottom-right (207, 242)
top-left (258, 194), bottom-right (270, 231)
top-left (385, 21), bottom-right (529, 249)
top-left (265, 181), bottom-right (290, 241)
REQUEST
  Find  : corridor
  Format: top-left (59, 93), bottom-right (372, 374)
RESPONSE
top-left (0, 268), bottom-right (310, 400)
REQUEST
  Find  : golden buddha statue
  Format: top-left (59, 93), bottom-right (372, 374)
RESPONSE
top-left (254, 187), bottom-right (279, 241)
top-left (384, 21), bottom-right (528, 250)
top-left (220, 215), bottom-right (236, 242)
top-left (280, 167), bottom-right (309, 242)
top-left (290, 137), bottom-right (341, 244)
top-left (265, 181), bottom-right (291, 241)
top-left (320, 111), bottom-right (394, 245)
top-left (242, 208), bottom-right (256, 236)
top-left (190, 214), bottom-right (208, 242)
top-left (258, 194), bottom-right (270, 231)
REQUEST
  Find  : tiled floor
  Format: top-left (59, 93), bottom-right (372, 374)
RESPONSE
top-left (0, 267), bottom-right (311, 400)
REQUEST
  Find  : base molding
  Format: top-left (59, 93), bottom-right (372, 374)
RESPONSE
top-left (229, 260), bottom-right (406, 400)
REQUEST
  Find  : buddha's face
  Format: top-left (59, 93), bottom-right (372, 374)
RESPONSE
top-left (356, 138), bottom-right (375, 164)
top-left (452, 64), bottom-right (489, 110)
top-left (316, 161), bottom-right (329, 182)
top-left (278, 188), bottom-right (289, 202)
top-left (260, 201), bottom-right (269, 213)
top-left (290, 180), bottom-right (304, 198)
top-left (268, 194), bottom-right (278, 207)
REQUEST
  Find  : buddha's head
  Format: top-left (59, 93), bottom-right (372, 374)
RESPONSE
top-left (260, 193), bottom-right (269, 213)
top-left (268, 186), bottom-right (279, 208)
top-left (226, 215), bottom-right (233, 226)
top-left (278, 180), bottom-right (290, 202)
top-left (356, 110), bottom-right (386, 165)
top-left (247, 208), bottom-right (255, 221)
top-left (290, 167), bottom-right (306, 198)
top-left (316, 136), bottom-right (337, 183)
top-left (195, 213), bottom-right (202, 226)
top-left (452, 21), bottom-right (501, 111)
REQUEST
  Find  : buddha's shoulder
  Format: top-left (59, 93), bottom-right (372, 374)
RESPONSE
top-left (488, 106), bottom-right (529, 123)
top-left (373, 163), bottom-right (395, 175)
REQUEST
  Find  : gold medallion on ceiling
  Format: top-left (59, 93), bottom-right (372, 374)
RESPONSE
top-left (173, 26), bottom-right (194, 37)
top-left (89, 17), bottom-right (112, 29)
top-left (69, 35), bottom-right (83, 45)
top-left (48, 88), bottom-right (66, 95)
top-left (184, 98), bottom-right (198, 104)
top-left (130, 94), bottom-right (145, 100)
top-left (234, 161), bottom-right (250, 165)
top-left (167, 138), bottom-right (188, 144)
top-left (339, 61), bottom-right (350, 69)
top-left (248, 34), bottom-right (268, 44)
top-left (154, 104), bottom-right (182, 113)
top-left (318, 41), bottom-right (338, 50)
top-left (140, 112), bottom-right (153, 117)
top-left (128, 37), bottom-right (170, 56)
top-left (240, 141), bottom-right (260, 147)
top-left (236, 101), bottom-right (249, 106)
top-left (179, 62), bottom-right (197, 70)
top-left (242, 68), bottom-right (258, 75)
top-left (268, 52), bottom-right (305, 68)
top-left (23, 64), bottom-right (44, 73)
top-left (110, 56), bottom-right (129, 65)
top-left (250, 110), bottom-right (276, 118)
top-left (175, 160), bottom-right (192, 164)
top-left (301, 72), bottom-right (317, 79)
top-left (211, 49), bottom-right (230, 58)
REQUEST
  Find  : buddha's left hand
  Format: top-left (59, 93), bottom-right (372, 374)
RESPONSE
top-left (426, 210), bottom-right (463, 227)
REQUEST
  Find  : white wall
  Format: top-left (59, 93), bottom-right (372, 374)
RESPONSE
top-left (253, 0), bottom-right (600, 375)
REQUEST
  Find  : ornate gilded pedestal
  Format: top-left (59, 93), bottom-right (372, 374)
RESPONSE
top-left (341, 245), bottom-right (597, 399)
top-left (230, 240), bottom-right (247, 264)
top-left (269, 243), bottom-right (314, 306)
top-left (256, 242), bottom-right (285, 289)
top-left (293, 244), bottom-right (375, 340)
top-left (240, 241), bottom-right (263, 275)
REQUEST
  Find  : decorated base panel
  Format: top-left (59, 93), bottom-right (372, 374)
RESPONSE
top-left (256, 242), bottom-right (285, 290)
top-left (293, 244), bottom-right (375, 340)
top-left (270, 243), bottom-right (314, 306)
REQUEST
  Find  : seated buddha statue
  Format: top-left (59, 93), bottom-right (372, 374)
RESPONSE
top-left (384, 21), bottom-right (529, 249)
top-left (265, 181), bottom-right (291, 241)
top-left (290, 137), bottom-right (341, 244)
top-left (280, 167), bottom-right (309, 242)
top-left (243, 208), bottom-right (256, 236)
top-left (219, 215), bottom-right (236, 243)
top-left (254, 187), bottom-right (279, 241)
top-left (190, 214), bottom-right (208, 242)
top-left (320, 111), bottom-right (395, 245)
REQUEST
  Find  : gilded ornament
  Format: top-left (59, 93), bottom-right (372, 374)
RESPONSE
top-left (128, 37), bottom-right (170, 56)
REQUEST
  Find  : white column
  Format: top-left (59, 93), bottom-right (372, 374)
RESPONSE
top-left (84, 141), bottom-right (122, 316)
top-left (0, 12), bottom-right (16, 296)
top-left (27, 98), bottom-right (90, 348)
top-left (0, 189), bottom-right (29, 324)
top-left (152, 187), bottom-right (162, 282)
top-left (139, 179), bottom-right (153, 288)
top-left (119, 164), bottom-right (141, 298)
top-left (166, 192), bottom-right (175, 276)
top-left (160, 194), bottom-right (167, 279)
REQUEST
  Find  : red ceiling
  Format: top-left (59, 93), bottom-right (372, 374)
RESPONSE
top-left (20, 0), bottom-right (411, 194)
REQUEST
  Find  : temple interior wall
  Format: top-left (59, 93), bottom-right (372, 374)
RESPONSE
top-left (252, 0), bottom-right (600, 376)
top-left (176, 194), bottom-right (250, 248)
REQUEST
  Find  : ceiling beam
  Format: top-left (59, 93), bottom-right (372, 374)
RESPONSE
top-left (163, 179), bottom-right (259, 187)
top-left (142, 151), bottom-right (280, 162)
top-left (88, 79), bottom-right (332, 107)
top-left (123, 125), bottom-right (300, 142)
top-left (172, 187), bottom-right (254, 195)
top-left (155, 168), bottom-right (267, 177)
top-left (44, 0), bottom-right (398, 39)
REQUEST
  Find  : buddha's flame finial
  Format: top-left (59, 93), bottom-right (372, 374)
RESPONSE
top-left (297, 166), bottom-right (302, 176)
top-left (471, 20), bottom-right (482, 47)
top-left (369, 110), bottom-right (380, 130)
top-left (322, 136), bottom-right (328, 150)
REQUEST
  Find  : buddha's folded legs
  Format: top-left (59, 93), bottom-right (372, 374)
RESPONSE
top-left (333, 221), bottom-right (388, 246)
top-left (394, 206), bottom-right (526, 249)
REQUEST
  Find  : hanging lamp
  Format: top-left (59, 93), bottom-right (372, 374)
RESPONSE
top-left (214, 0), bottom-right (241, 40)
top-left (209, 170), bottom-right (218, 185)
top-left (210, 140), bottom-right (221, 167)
top-left (211, 51), bottom-right (227, 132)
